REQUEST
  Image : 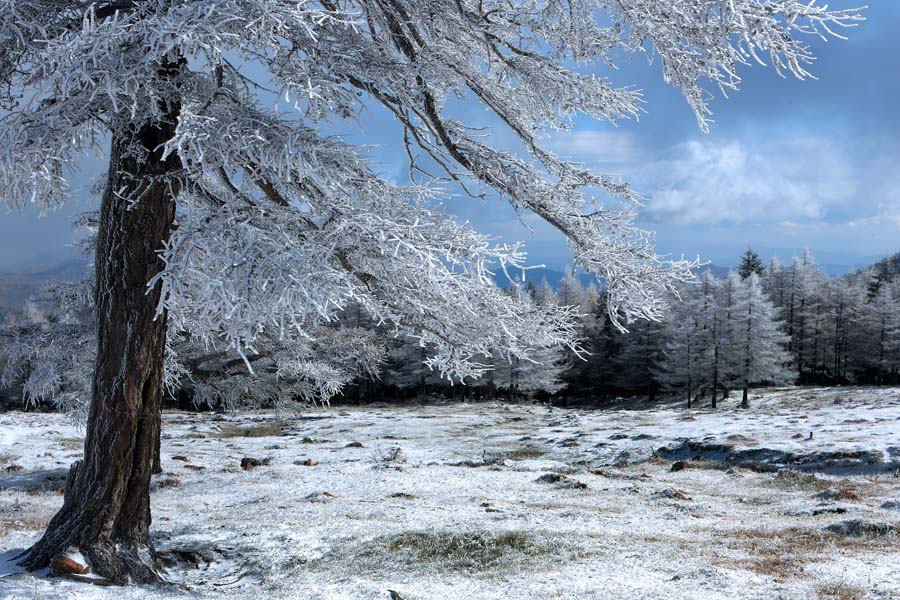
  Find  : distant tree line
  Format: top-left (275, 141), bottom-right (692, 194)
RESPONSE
top-left (340, 248), bottom-right (900, 406)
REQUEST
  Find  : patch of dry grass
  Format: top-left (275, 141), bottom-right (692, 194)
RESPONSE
top-left (738, 556), bottom-right (805, 579)
top-left (769, 470), bottom-right (882, 502)
top-left (834, 485), bottom-right (860, 501)
top-left (731, 526), bottom-right (876, 553)
top-left (214, 422), bottom-right (284, 438)
top-left (384, 531), bottom-right (537, 569)
top-left (504, 446), bottom-right (546, 461)
top-left (706, 524), bottom-right (900, 583)
top-left (58, 437), bottom-right (83, 450)
top-left (330, 530), bottom-right (579, 574)
top-left (816, 581), bottom-right (868, 599)
top-left (0, 514), bottom-right (51, 536)
top-left (770, 469), bottom-right (835, 492)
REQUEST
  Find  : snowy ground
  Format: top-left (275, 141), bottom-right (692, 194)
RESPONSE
top-left (1, 387), bottom-right (899, 599)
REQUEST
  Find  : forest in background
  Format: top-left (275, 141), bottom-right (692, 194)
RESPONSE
top-left (339, 248), bottom-right (900, 406)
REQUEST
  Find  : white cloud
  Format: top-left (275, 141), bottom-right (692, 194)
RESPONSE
top-left (546, 129), bottom-right (643, 165)
top-left (638, 138), bottom-right (859, 226)
top-left (544, 132), bottom-right (877, 228)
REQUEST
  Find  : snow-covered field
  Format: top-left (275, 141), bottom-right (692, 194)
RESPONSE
top-left (1, 387), bottom-right (899, 599)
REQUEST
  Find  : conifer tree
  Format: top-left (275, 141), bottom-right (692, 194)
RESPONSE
top-left (722, 273), bottom-right (795, 408)
top-left (738, 248), bottom-right (765, 279)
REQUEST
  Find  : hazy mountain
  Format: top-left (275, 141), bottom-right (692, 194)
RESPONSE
top-left (0, 261), bottom-right (89, 316)
top-left (494, 263), bottom-right (731, 289)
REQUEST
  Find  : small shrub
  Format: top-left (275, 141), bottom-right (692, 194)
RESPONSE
top-left (381, 531), bottom-right (548, 571)
top-left (771, 469), bottom-right (829, 492)
top-left (152, 477), bottom-right (182, 490)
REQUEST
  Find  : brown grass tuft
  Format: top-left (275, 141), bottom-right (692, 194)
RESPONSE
top-left (816, 581), bottom-right (868, 600)
top-left (215, 422), bottom-right (284, 438)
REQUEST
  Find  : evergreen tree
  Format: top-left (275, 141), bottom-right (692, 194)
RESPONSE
top-left (557, 269), bottom-right (585, 309)
top-left (784, 250), bottom-right (826, 381)
top-left (571, 293), bottom-right (622, 397)
top-left (655, 289), bottom-right (711, 407)
top-left (722, 273), bottom-right (795, 407)
top-left (738, 248), bottom-right (765, 279)
top-left (535, 277), bottom-right (558, 306)
top-left (700, 272), bottom-right (725, 408)
top-left (615, 316), bottom-right (667, 401)
top-left (860, 283), bottom-right (900, 383)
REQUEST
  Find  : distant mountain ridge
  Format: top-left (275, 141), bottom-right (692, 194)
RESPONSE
top-left (493, 263), bottom-right (730, 289)
top-left (0, 261), bottom-right (89, 316)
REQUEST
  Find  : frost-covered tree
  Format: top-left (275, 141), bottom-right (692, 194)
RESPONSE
top-left (867, 283), bottom-right (900, 381)
top-left (716, 270), bottom-right (741, 399)
top-left (557, 269), bottom-right (585, 309)
top-left (661, 271), bottom-right (795, 408)
top-left (535, 278), bottom-right (558, 307)
top-left (566, 291), bottom-right (620, 395)
top-left (507, 344), bottom-right (568, 398)
top-left (763, 257), bottom-right (788, 312)
top-left (721, 273), bottom-right (794, 408)
top-left (614, 316), bottom-right (668, 401)
top-left (378, 332), bottom-right (443, 394)
top-left (508, 285), bottom-right (569, 398)
top-left (0, 0), bottom-right (861, 583)
top-left (0, 280), bottom-right (95, 419)
top-left (695, 271), bottom-right (725, 408)
top-left (784, 250), bottom-right (827, 380)
top-left (0, 275), bottom-right (384, 418)
top-left (656, 283), bottom-right (713, 407)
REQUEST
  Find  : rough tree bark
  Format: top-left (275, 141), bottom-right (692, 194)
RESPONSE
top-left (18, 65), bottom-right (180, 584)
top-left (152, 433), bottom-right (163, 476)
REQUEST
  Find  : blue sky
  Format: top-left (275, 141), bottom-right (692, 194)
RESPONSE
top-left (1, 1), bottom-right (898, 274)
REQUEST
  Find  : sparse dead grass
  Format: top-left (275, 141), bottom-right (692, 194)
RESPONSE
top-left (22, 487), bottom-right (63, 497)
top-left (739, 556), bottom-right (805, 580)
top-left (816, 581), bottom-right (868, 599)
top-left (384, 531), bottom-right (537, 569)
top-left (151, 476), bottom-right (182, 491)
top-left (504, 446), bottom-right (546, 461)
top-left (331, 530), bottom-right (580, 574)
top-left (214, 422), bottom-right (284, 438)
top-left (771, 469), bottom-right (833, 492)
top-left (686, 457), bottom-right (730, 471)
top-left (705, 524), bottom-right (900, 583)
top-left (770, 470), bottom-right (882, 502)
top-left (520, 500), bottom-right (626, 514)
top-left (725, 433), bottom-right (759, 447)
top-left (730, 526), bottom-right (875, 554)
top-left (58, 437), bottom-right (83, 450)
top-left (835, 485), bottom-right (860, 501)
top-left (0, 514), bottom-right (51, 536)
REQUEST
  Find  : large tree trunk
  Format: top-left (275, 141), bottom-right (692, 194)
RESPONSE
top-left (19, 82), bottom-right (179, 584)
